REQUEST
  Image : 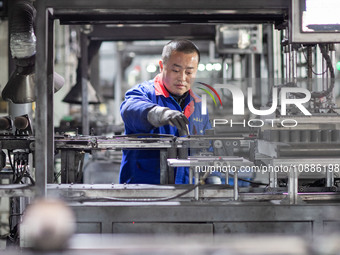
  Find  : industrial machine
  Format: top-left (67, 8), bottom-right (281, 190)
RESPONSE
top-left (1, 0), bottom-right (340, 253)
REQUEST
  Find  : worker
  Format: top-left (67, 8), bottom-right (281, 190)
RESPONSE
top-left (120, 39), bottom-right (211, 184)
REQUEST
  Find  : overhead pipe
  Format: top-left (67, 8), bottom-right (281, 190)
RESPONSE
top-left (2, 0), bottom-right (64, 104)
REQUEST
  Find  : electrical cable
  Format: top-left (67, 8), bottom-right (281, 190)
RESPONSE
top-left (303, 44), bottom-right (335, 98)
top-left (54, 171), bottom-right (62, 183)
top-left (268, 44), bottom-right (335, 106)
top-left (7, 150), bottom-right (14, 172)
top-left (301, 48), bottom-right (328, 76)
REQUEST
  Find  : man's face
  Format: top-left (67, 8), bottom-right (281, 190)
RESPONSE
top-left (159, 50), bottom-right (199, 96)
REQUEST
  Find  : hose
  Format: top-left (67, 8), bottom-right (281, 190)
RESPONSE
top-left (310, 44), bottom-right (335, 98)
top-left (9, 0), bottom-right (36, 60)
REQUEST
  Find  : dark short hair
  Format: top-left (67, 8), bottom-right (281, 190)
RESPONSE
top-left (162, 39), bottom-right (200, 64)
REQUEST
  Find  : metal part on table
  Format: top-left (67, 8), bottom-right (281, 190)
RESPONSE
top-left (168, 156), bottom-right (253, 201)
top-left (256, 127), bottom-right (340, 204)
top-left (55, 135), bottom-right (176, 150)
top-left (55, 135), bottom-right (255, 185)
top-left (256, 154), bottom-right (340, 204)
top-left (55, 135), bottom-right (251, 151)
top-left (55, 135), bottom-right (177, 184)
top-left (167, 156), bottom-right (253, 167)
top-left (47, 184), bottom-right (234, 200)
top-left (177, 135), bottom-right (249, 146)
top-left (46, 184), bottom-right (340, 203)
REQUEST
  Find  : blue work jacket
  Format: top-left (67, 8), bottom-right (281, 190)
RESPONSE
top-left (119, 74), bottom-right (211, 184)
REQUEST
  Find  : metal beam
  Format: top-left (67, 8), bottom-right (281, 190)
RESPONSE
top-left (56, 13), bottom-right (287, 25)
top-left (35, 0), bottom-right (48, 198)
top-left (45, 0), bottom-right (289, 10)
top-left (80, 32), bottom-right (89, 135)
top-left (47, 12), bottom-right (55, 183)
top-left (88, 24), bottom-right (215, 41)
top-left (46, 0), bottom-right (288, 25)
top-left (119, 41), bottom-right (210, 56)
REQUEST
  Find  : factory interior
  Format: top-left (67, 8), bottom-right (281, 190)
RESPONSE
top-left (1, 0), bottom-right (340, 254)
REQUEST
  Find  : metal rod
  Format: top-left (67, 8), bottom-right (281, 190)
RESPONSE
top-left (47, 13), bottom-right (54, 183)
top-left (269, 171), bottom-right (277, 188)
top-left (233, 170), bottom-right (238, 201)
top-left (322, 45), bottom-right (326, 91)
top-left (289, 45), bottom-right (294, 82)
top-left (35, 1), bottom-right (48, 198)
top-left (160, 150), bottom-right (168, 184)
top-left (288, 168), bottom-right (298, 204)
top-left (293, 47), bottom-right (297, 83)
top-left (194, 168), bottom-right (199, 200)
top-left (44, 0), bottom-right (290, 10)
top-left (285, 46), bottom-right (288, 81)
top-left (167, 147), bottom-right (177, 184)
top-left (81, 32), bottom-right (89, 135)
top-left (326, 45), bottom-right (329, 93)
top-left (326, 167), bottom-right (334, 188)
top-left (189, 167), bottom-right (193, 185)
top-left (330, 49), bottom-right (336, 104)
top-left (267, 23), bottom-right (274, 102)
top-left (60, 150), bottom-right (68, 183)
top-left (114, 43), bottom-right (122, 125)
top-left (307, 46), bottom-right (313, 91)
top-left (274, 171), bottom-right (278, 188)
top-left (280, 30), bottom-right (284, 80)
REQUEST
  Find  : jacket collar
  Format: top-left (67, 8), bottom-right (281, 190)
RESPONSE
top-left (154, 74), bottom-right (201, 103)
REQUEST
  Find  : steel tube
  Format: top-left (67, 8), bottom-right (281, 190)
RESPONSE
top-left (233, 170), bottom-right (238, 201)
top-left (194, 168), bottom-right (199, 200)
top-left (160, 150), bottom-right (168, 184)
top-left (47, 13), bottom-right (54, 183)
top-left (81, 33), bottom-right (89, 135)
top-left (35, 1), bottom-right (48, 198)
top-left (326, 167), bottom-right (334, 188)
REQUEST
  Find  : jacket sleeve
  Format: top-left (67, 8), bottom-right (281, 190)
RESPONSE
top-left (120, 83), bottom-right (157, 133)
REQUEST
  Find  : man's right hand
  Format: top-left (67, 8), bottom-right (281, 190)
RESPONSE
top-left (147, 106), bottom-right (189, 134)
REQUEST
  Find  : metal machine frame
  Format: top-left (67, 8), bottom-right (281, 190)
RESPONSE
top-left (31, 0), bottom-right (290, 197)
top-left (3, 0), bottom-right (340, 238)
